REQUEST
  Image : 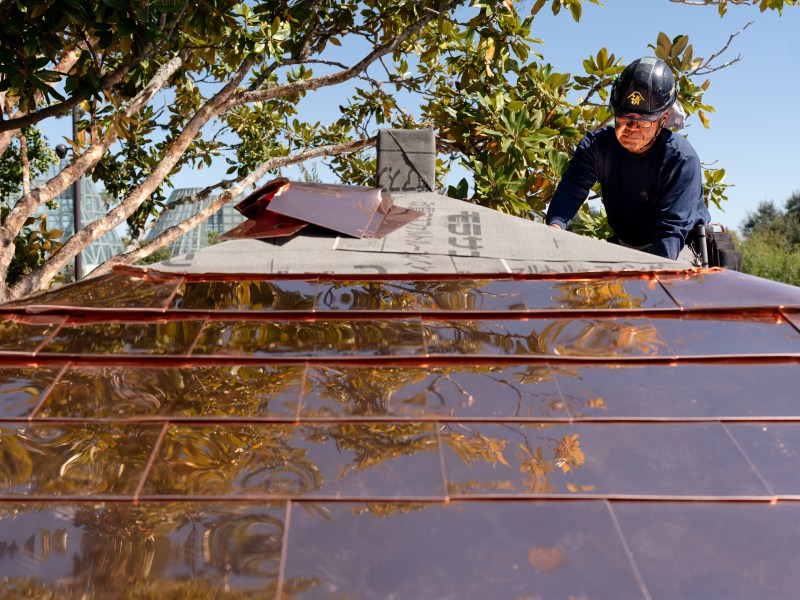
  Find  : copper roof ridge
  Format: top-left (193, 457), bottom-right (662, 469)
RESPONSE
top-left (117, 264), bottom-right (710, 282)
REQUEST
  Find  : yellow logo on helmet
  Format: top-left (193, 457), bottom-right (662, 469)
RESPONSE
top-left (627, 91), bottom-right (645, 106)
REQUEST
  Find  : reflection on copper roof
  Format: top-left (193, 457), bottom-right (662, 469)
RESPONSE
top-left (1, 265), bottom-right (799, 598)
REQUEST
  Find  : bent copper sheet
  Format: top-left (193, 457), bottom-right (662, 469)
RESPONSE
top-left (232, 177), bottom-right (289, 218)
top-left (222, 179), bottom-right (422, 240)
top-left (266, 181), bottom-right (385, 238)
top-left (219, 209), bottom-right (307, 240)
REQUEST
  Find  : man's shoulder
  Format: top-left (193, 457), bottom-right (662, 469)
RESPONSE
top-left (584, 126), bottom-right (616, 143)
top-left (662, 130), bottom-right (700, 162)
top-left (578, 126), bottom-right (615, 150)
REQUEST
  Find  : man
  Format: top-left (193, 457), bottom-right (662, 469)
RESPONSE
top-left (545, 56), bottom-right (710, 261)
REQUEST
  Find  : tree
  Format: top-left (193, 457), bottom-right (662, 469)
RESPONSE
top-left (738, 192), bottom-right (800, 285)
top-left (0, 0), bottom-right (796, 301)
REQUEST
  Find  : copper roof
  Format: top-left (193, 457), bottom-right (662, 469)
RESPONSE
top-left (0, 263), bottom-right (799, 598)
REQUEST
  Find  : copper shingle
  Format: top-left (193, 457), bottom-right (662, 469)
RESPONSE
top-left (0, 263), bottom-right (799, 598)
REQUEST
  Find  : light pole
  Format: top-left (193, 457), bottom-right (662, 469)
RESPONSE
top-left (55, 107), bottom-right (84, 280)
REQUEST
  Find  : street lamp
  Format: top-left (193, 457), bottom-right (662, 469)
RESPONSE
top-left (54, 107), bottom-right (84, 280)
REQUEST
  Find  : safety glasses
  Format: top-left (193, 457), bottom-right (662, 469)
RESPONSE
top-left (615, 114), bottom-right (661, 129)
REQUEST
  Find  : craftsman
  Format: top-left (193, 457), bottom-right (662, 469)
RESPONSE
top-left (545, 56), bottom-right (710, 261)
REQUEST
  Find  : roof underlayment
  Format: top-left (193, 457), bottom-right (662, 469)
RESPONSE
top-left (1, 191), bottom-right (800, 598)
top-left (154, 191), bottom-right (685, 275)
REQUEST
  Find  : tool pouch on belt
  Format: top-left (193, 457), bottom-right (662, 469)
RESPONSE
top-left (697, 225), bottom-right (743, 271)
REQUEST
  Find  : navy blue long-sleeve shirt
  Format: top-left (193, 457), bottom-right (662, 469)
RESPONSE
top-left (545, 126), bottom-right (710, 260)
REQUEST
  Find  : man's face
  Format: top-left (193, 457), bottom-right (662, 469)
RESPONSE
top-left (614, 113), bottom-right (665, 154)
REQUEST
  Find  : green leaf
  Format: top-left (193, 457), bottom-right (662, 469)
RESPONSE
top-left (447, 177), bottom-right (470, 200)
top-left (531, 0), bottom-right (547, 16)
top-left (682, 45), bottom-right (695, 70)
top-left (552, 151), bottom-right (570, 175)
top-left (31, 57), bottom-right (50, 70)
top-left (657, 31), bottom-right (671, 54)
top-left (35, 69), bottom-right (62, 83)
top-left (671, 35), bottom-right (689, 59)
top-left (569, 0), bottom-right (582, 21)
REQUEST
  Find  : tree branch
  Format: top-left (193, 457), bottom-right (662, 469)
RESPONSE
top-left (689, 21), bottom-right (752, 76)
top-left (19, 132), bottom-right (29, 195)
top-left (0, 54), bottom-right (186, 293)
top-left (669, 0), bottom-right (750, 5)
top-left (236, 0), bottom-right (460, 106)
top-left (7, 57), bottom-right (255, 298)
top-left (0, 46), bottom-right (84, 156)
top-left (247, 0), bottom-right (326, 92)
top-left (0, 11), bottom-right (186, 133)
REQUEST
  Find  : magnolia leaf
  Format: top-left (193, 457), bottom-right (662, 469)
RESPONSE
top-left (682, 45), bottom-right (695, 70)
top-left (657, 31), bottom-right (671, 53)
top-left (597, 47), bottom-right (608, 68)
top-left (484, 39), bottom-right (495, 62)
top-left (569, 0), bottom-right (581, 21)
top-left (671, 35), bottom-right (689, 60)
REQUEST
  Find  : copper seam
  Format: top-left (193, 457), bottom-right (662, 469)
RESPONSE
top-left (2, 306), bottom-right (793, 321)
top-left (1, 353), bottom-right (797, 369)
top-left (132, 421), bottom-right (170, 504)
top-left (276, 501), bottom-right (292, 600)
top-left (6, 416), bottom-right (800, 426)
top-left (29, 316), bottom-right (67, 356)
top-left (26, 362), bottom-right (70, 422)
top-left (0, 494), bottom-right (793, 505)
top-left (159, 277), bottom-right (187, 311)
top-left (606, 500), bottom-right (654, 600)
top-left (721, 422), bottom-right (777, 496)
top-left (779, 307), bottom-right (800, 335)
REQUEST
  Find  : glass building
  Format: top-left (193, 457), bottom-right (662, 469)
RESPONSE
top-left (146, 187), bottom-right (246, 257)
top-left (27, 160), bottom-right (125, 270)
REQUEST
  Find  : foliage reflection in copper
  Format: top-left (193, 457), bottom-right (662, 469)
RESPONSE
top-left (41, 365), bottom-right (304, 418)
top-left (0, 424), bottom-right (162, 495)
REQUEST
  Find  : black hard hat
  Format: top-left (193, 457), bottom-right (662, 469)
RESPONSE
top-left (610, 57), bottom-right (676, 119)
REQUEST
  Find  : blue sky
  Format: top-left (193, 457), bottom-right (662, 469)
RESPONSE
top-left (41, 1), bottom-right (800, 233)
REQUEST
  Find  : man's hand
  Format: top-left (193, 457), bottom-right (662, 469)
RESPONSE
top-left (549, 223), bottom-right (562, 229)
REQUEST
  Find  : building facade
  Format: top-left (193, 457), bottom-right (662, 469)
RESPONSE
top-left (145, 187), bottom-right (246, 257)
top-left (30, 161), bottom-right (125, 270)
